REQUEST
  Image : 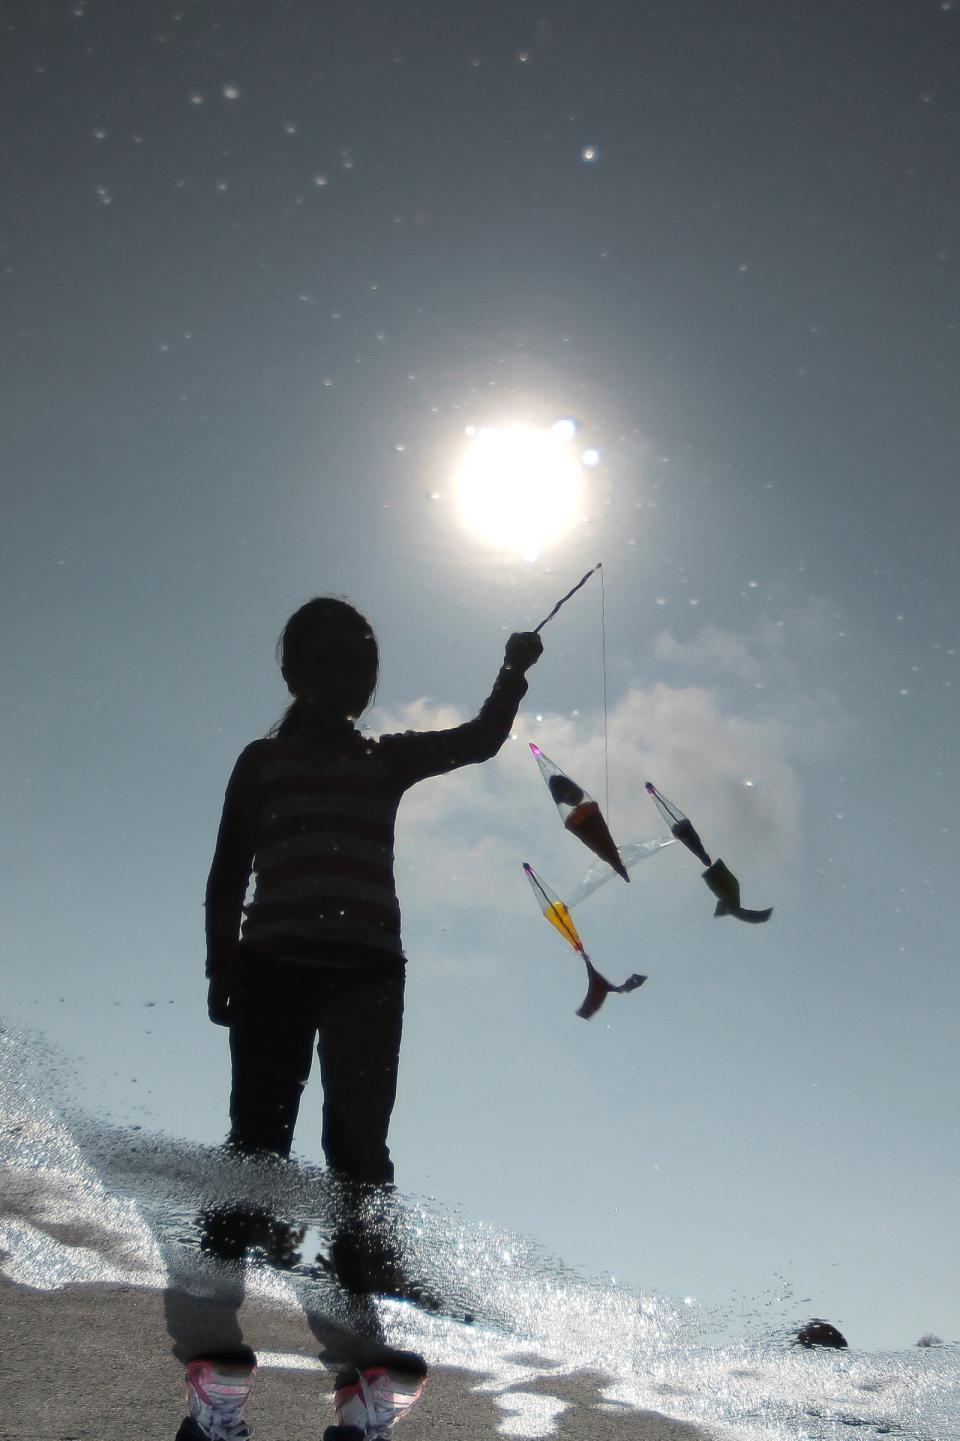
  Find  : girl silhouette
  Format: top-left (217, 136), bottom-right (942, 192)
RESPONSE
top-left (205, 597), bottom-right (541, 1185)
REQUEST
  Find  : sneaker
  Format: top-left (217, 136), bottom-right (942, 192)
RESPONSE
top-left (331, 1362), bottom-right (427, 1438)
top-left (185, 1358), bottom-right (256, 1440)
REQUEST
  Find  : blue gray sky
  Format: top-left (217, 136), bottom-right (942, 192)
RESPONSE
top-left (2, 0), bottom-right (958, 1350)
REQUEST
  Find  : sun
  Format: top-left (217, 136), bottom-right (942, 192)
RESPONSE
top-left (452, 422), bottom-right (585, 562)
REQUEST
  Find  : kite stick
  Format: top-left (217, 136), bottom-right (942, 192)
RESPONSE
top-left (600, 561), bottom-right (610, 819)
top-left (533, 563), bottom-right (602, 633)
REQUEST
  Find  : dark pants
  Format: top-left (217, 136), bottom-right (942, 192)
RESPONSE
top-left (228, 960), bottom-right (405, 1184)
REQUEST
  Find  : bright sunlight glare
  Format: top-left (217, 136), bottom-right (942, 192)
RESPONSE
top-left (453, 422), bottom-right (584, 562)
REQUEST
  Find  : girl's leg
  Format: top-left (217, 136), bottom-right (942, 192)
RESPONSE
top-left (228, 977), bottom-right (317, 1157)
top-left (316, 967), bottom-right (405, 1184)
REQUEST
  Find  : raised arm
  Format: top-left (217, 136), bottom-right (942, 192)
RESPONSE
top-left (381, 632), bottom-right (543, 787)
top-left (204, 743), bottom-right (261, 1020)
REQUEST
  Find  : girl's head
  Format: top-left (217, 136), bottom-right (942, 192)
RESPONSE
top-left (275, 597), bottom-right (379, 730)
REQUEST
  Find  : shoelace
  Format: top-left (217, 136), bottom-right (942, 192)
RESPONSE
top-left (196, 1390), bottom-right (251, 1441)
top-left (356, 1374), bottom-right (397, 1439)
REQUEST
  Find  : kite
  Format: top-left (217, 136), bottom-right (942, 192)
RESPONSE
top-left (702, 858), bottom-right (773, 924)
top-left (566, 837), bottom-right (676, 907)
top-left (645, 782), bottom-right (773, 924)
top-left (530, 744), bottom-right (629, 881)
top-left (644, 781), bottom-right (713, 868)
top-left (523, 861), bottom-right (646, 1020)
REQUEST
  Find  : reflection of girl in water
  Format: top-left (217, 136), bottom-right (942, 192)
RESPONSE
top-left (205, 597), bottom-right (542, 1184)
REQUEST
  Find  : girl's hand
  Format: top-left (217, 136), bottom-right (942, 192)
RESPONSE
top-left (504, 631), bottom-right (544, 673)
top-left (207, 971), bottom-right (234, 1026)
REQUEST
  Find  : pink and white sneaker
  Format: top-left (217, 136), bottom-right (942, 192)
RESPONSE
top-left (185, 1357), bottom-right (256, 1441)
top-left (327, 1361), bottom-right (427, 1439)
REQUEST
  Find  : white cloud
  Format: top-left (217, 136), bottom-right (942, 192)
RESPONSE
top-left (654, 625), bottom-right (764, 684)
top-left (650, 601), bottom-right (853, 761)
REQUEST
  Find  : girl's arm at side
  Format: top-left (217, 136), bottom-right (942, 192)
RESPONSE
top-left (204, 742), bottom-right (261, 977)
top-left (381, 632), bottom-right (542, 785)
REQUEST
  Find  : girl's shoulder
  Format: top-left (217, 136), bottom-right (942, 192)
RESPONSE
top-left (243, 736), bottom-right (275, 754)
top-left (225, 737), bottom-right (274, 787)
top-left (236, 737), bottom-right (275, 766)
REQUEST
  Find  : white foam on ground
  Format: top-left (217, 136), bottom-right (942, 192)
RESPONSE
top-left (2, 1025), bottom-right (958, 1440)
top-left (494, 1392), bottom-right (571, 1437)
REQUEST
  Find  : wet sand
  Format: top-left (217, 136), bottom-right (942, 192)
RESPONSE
top-left (0, 1275), bottom-right (719, 1440)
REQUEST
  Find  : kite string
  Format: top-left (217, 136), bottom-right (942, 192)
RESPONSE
top-left (600, 563), bottom-right (610, 822)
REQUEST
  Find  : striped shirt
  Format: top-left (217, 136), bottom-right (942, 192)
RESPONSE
top-left (205, 663), bottom-right (528, 972)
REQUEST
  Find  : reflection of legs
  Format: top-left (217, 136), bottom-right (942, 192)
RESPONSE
top-left (317, 969), bottom-right (404, 1184)
top-left (163, 1214), bottom-right (248, 1368)
top-left (199, 1206), bottom-right (304, 1270)
top-left (164, 1264), bottom-right (247, 1370)
top-left (315, 968), bottom-right (437, 1305)
top-left (164, 1220), bottom-right (253, 1439)
top-left (228, 990), bottom-right (317, 1157)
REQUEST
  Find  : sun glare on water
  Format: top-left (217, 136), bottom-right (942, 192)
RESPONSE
top-left (453, 421), bottom-right (585, 562)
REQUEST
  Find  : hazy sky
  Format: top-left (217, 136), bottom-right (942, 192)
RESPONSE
top-left (2, 0), bottom-right (958, 1351)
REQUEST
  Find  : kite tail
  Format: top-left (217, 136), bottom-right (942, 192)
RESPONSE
top-left (731, 905), bottom-right (773, 924)
top-left (577, 958), bottom-right (613, 1021)
top-left (577, 960), bottom-right (647, 1020)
